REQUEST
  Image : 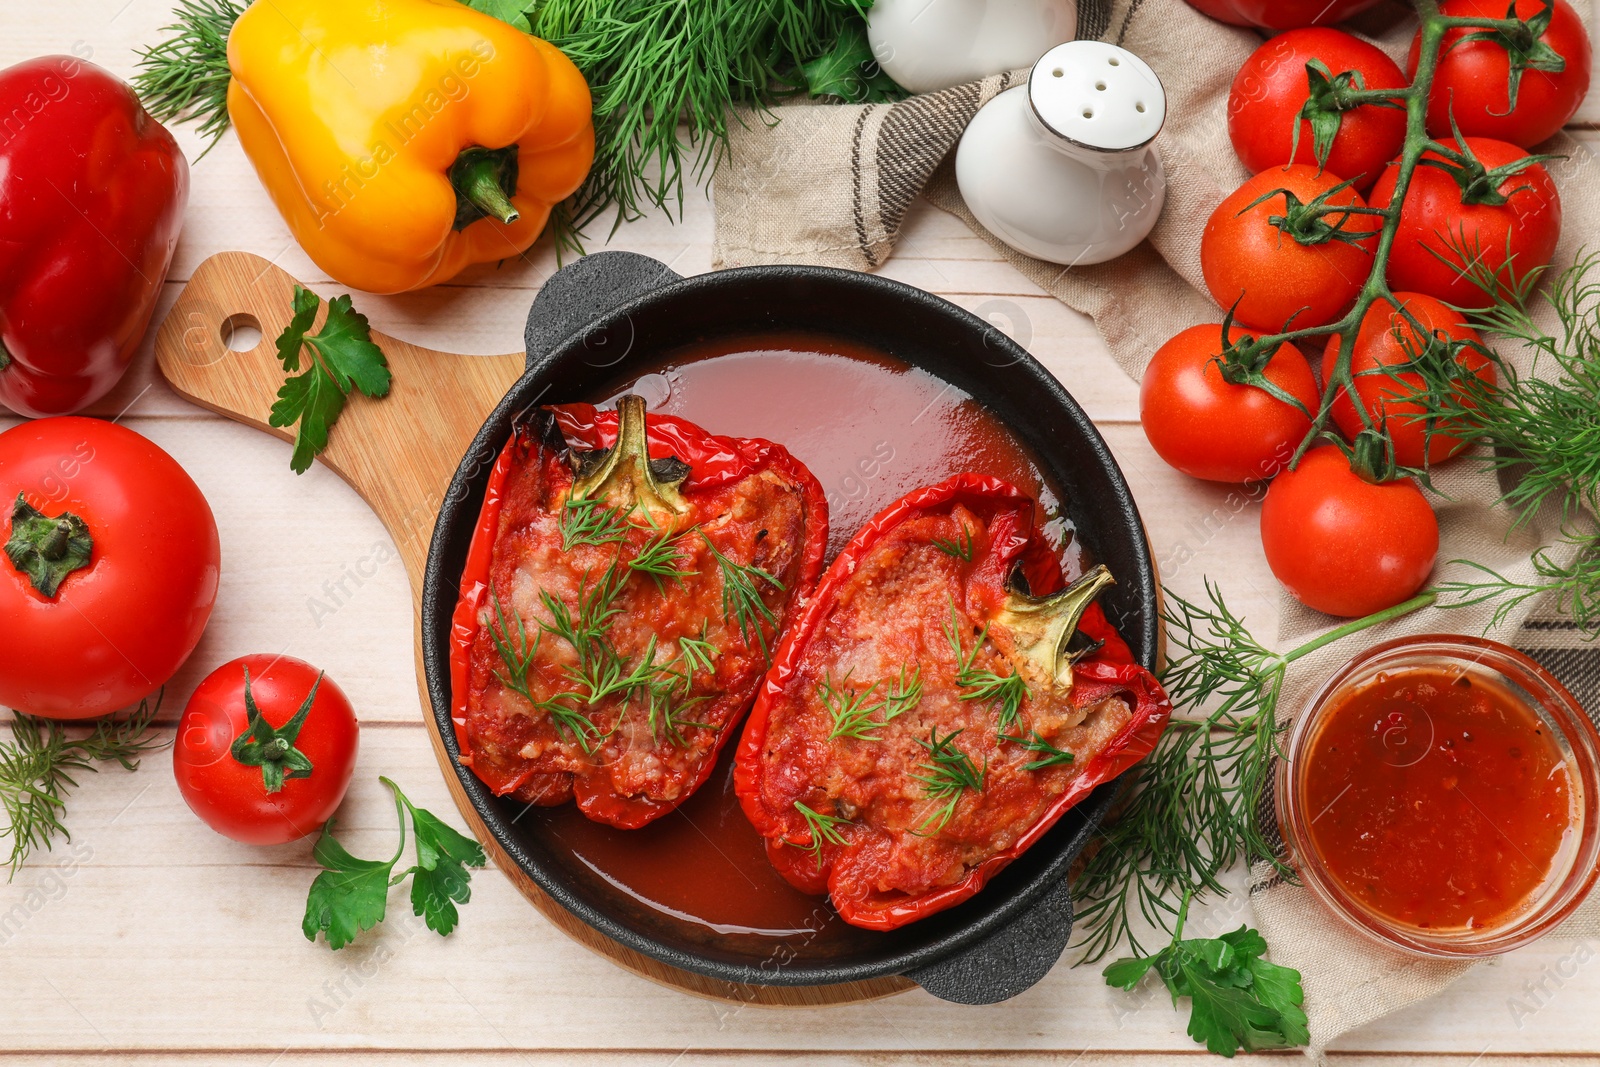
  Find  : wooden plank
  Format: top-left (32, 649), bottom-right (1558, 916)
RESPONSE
top-left (4, 721), bottom-right (1600, 1055)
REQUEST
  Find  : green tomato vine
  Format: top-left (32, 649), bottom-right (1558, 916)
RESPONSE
top-left (1221, 0), bottom-right (1566, 483)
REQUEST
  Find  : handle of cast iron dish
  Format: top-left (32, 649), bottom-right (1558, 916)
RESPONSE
top-left (523, 251), bottom-right (682, 372)
top-left (905, 874), bottom-right (1075, 1004)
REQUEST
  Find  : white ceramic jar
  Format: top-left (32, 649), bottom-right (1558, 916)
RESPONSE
top-left (955, 40), bottom-right (1167, 266)
top-left (867, 0), bottom-right (1078, 94)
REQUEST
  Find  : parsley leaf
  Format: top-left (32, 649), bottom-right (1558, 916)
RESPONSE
top-left (405, 802), bottom-right (488, 935)
top-left (1104, 893), bottom-right (1308, 1058)
top-left (268, 285), bottom-right (392, 474)
top-left (301, 777), bottom-right (485, 949)
top-left (462, 0), bottom-right (532, 30)
top-left (301, 821), bottom-right (397, 951)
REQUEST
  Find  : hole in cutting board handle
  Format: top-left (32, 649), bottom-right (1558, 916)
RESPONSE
top-left (222, 313), bottom-right (264, 352)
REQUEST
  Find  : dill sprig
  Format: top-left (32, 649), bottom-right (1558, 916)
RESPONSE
top-left (1072, 582), bottom-right (1435, 963)
top-left (911, 727), bottom-right (985, 834)
top-left (488, 587), bottom-right (540, 701)
top-left (561, 496), bottom-right (634, 552)
top-left (944, 608), bottom-right (1029, 730)
top-left (931, 525), bottom-right (975, 561)
top-left (790, 800), bottom-right (852, 867)
top-left (1400, 249), bottom-right (1600, 634)
top-left (0, 695), bottom-right (169, 878)
top-left (820, 665), bottom-right (920, 742)
top-left (628, 524), bottom-right (700, 591)
top-left (528, 0), bottom-right (899, 231)
top-left (999, 730), bottom-right (1076, 770)
top-left (819, 671), bottom-right (881, 741)
top-left (132, 0), bottom-right (242, 151)
top-left (703, 535), bottom-right (784, 663)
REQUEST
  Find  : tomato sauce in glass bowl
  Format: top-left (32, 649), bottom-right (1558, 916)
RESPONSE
top-left (1279, 634), bottom-right (1600, 957)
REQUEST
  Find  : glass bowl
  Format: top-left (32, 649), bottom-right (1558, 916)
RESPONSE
top-left (1278, 633), bottom-right (1600, 957)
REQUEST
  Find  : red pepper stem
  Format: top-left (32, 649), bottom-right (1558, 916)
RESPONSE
top-left (3, 494), bottom-right (92, 598)
top-left (570, 394), bottom-right (689, 516)
top-left (996, 564), bottom-right (1116, 691)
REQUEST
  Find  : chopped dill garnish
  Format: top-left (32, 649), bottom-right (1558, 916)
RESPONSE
top-left (911, 727), bottom-right (985, 833)
top-left (881, 664), bottom-right (922, 721)
top-left (999, 730), bottom-right (1076, 770)
top-left (943, 607), bottom-right (1029, 730)
top-left (791, 801), bottom-right (852, 868)
top-left (820, 665), bottom-right (922, 741)
top-left (561, 495), bottom-right (634, 551)
top-left (820, 672), bottom-right (882, 741)
top-left (628, 523), bottom-right (701, 591)
top-left (931, 525), bottom-right (975, 561)
top-left (703, 535), bottom-right (784, 663)
top-left (487, 586), bottom-right (539, 702)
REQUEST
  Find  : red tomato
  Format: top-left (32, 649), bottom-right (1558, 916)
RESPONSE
top-left (0, 417), bottom-right (219, 719)
top-left (1323, 293), bottom-right (1491, 468)
top-left (174, 655), bottom-right (360, 845)
top-left (1261, 446), bottom-right (1439, 618)
top-left (1369, 137), bottom-right (1561, 308)
top-left (1140, 324), bottom-right (1318, 483)
top-left (1229, 29), bottom-right (1407, 191)
top-left (1201, 165), bottom-right (1378, 332)
top-left (1185, 0), bottom-right (1385, 28)
top-left (1413, 0), bottom-right (1592, 148)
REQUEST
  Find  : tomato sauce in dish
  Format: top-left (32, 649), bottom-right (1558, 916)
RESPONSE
top-left (1301, 666), bottom-right (1576, 932)
top-left (523, 335), bottom-right (1086, 950)
top-left (609, 333), bottom-right (1083, 567)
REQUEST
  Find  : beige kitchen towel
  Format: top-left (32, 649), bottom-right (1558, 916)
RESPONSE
top-left (710, 0), bottom-right (1600, 1054)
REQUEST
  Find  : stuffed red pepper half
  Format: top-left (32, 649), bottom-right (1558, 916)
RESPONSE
top-left (451, 395), bottom-right (827, 829)
top-left (735, 475), bottom-right (1170, 930)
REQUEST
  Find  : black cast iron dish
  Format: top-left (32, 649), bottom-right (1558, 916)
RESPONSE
top-left (421, 251), bottom-right (1158, 1004)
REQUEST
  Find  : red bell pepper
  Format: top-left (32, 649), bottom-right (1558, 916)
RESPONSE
top-left (450, 396), bottom-right (828, 828)
top-left (735, 474), bottom-right (1170, 930)
top-left (0, 56), bottom-right (189, 417)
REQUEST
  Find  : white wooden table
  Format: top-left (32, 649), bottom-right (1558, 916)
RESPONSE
top-left (4, 5), bottom-right (1599, 1064)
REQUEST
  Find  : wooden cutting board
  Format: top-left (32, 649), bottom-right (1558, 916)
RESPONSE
top-left (153, 250), bottom-right (912, 1008)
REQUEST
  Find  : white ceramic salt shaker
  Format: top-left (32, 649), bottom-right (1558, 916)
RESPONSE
top-left (867, 0), bottom-right (1078, 94)
top-left (955, 40), bottom-right (1167, 266)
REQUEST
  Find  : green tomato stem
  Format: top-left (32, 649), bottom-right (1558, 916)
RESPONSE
top-left (1265, 0), bottom-right (1534, 475)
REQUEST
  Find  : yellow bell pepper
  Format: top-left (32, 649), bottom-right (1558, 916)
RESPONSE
top-left (226, 0), bottom-right (593, 294)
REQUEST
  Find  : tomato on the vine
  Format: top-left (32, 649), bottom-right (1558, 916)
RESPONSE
top-left (1140, 324), bottom-right (1318, 484)
top-left (1260, 446), bottom-right (1439, 618)
top-left (1229, 29), bottom-right (1408, 192)
top-left (1323, 293), bottom-right (1491, 469)
top-left (1201, 165), bottom-right (1379, 332)
top-left (1413, 0), bottom-right (1592, 149)
top-left (1184, 0), bottom-right (1385, 29)
top-left (0, 417), bottom-right (219, 719)
top-left (1370, 136), bottom-right (1561, 308)
top-left (175, 655), bottom-right (360, 845)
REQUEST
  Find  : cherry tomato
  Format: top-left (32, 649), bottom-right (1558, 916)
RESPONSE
top-left (1369, 136), bottom-right (1561, 308)
top-left (1413, 0), bottom-right (1591, 149)
top-left (1184, 0), bottom-right (1385, 29)
top-left (1229, 29), bottom-right (1407, 192)
top-left (1201, 165), bottom-right (1378, 332)
top-left (1260, 446), bottom-right (1439, 618)
top-left (1140, 324), bottom-right (1318, 483)
top-left (175, 655), bottom-right (360, 845)
top-left (1323, 293), bottom-right (1491, 468)
top-left (0, 417), bottom-right (219, 719)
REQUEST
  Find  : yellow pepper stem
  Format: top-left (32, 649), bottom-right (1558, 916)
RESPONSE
top-left (449, 146), bottom-right (521, 230)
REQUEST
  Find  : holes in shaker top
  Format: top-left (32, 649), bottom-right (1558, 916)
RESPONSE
top-left (1108, 56), bottom-right (1120, 66)
top-left (1082, 108), bottom-right (1094, 119)
top-left (1052, 67), bottom-right (1064, 78)
top-left (1136, 102), bottom-right (1147, 113)
top-left (1095, 81), bottom-right (1107, 91)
